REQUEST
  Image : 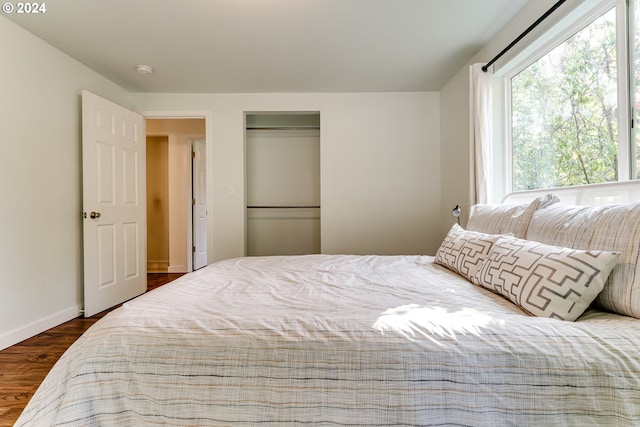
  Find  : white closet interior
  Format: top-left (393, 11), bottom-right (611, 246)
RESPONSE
top-left (245, 112), bottom-right (320, 256)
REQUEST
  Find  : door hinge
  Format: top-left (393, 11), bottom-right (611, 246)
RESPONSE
top-left (192, 198), bottom-right (196, 205)
top-left (192, 246), bottom-right (196, 253)
top-left (192, 151), bottom-right (196, 158)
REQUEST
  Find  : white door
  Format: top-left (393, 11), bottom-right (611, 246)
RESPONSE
top-left (192, 139), bottom-right (207, 270)
top-left (82, 91), bottom-right (146, 317)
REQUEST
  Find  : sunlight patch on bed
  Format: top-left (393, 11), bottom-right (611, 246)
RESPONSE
top-left (372, 304), bottom-right (501, 343)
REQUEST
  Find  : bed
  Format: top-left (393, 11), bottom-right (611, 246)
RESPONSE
top-left (16, 183), bottom-right (640, 426)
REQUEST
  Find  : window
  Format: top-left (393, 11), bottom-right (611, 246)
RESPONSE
top-left (634, 0), bottom-right (640, 178)
top-left (506, 0), bottom-right (640, 192)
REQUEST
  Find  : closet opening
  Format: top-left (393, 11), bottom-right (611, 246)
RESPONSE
top-left (244, 112), bottom-right (320, 256)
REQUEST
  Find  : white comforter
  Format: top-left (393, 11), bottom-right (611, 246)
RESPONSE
top-left (16, 255), bottom-right (640, 426)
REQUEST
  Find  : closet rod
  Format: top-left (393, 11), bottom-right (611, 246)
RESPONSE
top-left (246, 126), bottom-right (320, 130)
top-left (247, 205), bottom-right (321, 209)
top-left (482, 0), bottom-right (567, 72)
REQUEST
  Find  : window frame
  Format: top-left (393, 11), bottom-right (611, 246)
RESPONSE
top-left (496, 0), bottom-right (633, 197)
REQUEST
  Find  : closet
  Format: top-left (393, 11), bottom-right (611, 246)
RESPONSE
top-left (245, 112), bottom-right (320, 256)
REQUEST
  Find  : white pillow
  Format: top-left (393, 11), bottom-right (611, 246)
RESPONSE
top-left (473, 235), bottom-right (620, 321)
top-left (527, 201), bottom-right (640, 318)
top-left (435, 224), bottom-right (499, 282)
top-left (467, 194), bottom-right (559, 239)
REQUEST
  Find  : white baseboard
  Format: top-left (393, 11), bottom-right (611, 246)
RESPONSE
top-left (168, 264), bottom-right (188, 273)
top-left (147, 260), bottom-right (169, 273)
top-left (0, 305), bottom-right (81, 351)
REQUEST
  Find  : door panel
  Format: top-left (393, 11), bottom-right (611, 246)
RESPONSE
top-left (122, 149), bottom-right (139, 204)
top-left (97, 224), bottom-right (116, 287)
top-left (123, 222), bottom-right (140, 279)
top-left (82, 91), bottom-right (146, 317)
top-left (192, 139), bottom-right (207, 270)
top-left (96, 142), bottom-right (115, 203)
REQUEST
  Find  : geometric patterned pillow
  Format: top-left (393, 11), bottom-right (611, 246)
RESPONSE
top-left (526, 201), bottom-right (640, 318)
top-left (473, 236), bottom-right (620, 321)
top-left (435, 224), bottom-right (499, 282)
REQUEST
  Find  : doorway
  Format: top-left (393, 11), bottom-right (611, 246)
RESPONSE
top-left (145, 118), bottom-right (206, 273)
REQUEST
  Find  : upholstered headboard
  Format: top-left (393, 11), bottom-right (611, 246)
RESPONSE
top-left (501, 181), bottom-right (640, 206)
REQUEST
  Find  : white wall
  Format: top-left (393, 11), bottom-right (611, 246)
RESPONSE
top-left (146, 136), bottom-right (170, 271)
top-left (0, 17), bottom-right (133, 349)
top-left (134, 92), bottom-right (441, 261)
top-left (439, 0), bottom-right (558, 239)
top-left (439, 69), bottom-right (471, 236)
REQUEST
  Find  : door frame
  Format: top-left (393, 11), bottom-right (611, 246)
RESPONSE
top-left (141, 110), bottom-right (211, 272)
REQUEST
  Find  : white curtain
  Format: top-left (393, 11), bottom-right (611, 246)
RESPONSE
top-left (469, 63), bottom-right (493, 205)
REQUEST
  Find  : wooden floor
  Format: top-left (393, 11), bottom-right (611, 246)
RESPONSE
top-left (0, 273), bottom-right (183, 427)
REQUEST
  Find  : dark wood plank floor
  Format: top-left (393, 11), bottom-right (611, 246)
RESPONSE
top-left (0, 273), bottom-right (183, 427)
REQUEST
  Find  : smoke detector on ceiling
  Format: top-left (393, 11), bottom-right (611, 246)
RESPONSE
top-left (135, 64), bottom-right (154, 76)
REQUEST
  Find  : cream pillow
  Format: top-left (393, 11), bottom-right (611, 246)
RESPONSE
top-left (467, 194), bottom-right (559, 238)
top-left (435, 224), bottom-right (499, 282)
top-left (527, 201), bottom-right (640, 318)
top-left (473, 235), bottom-right (619, 321)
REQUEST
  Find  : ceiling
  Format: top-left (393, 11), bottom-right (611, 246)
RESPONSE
top-left (5, 0), bottom-right (531, 93)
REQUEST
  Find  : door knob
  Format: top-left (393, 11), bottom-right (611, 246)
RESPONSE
top-left (90, 211), bottom-right (101, 219)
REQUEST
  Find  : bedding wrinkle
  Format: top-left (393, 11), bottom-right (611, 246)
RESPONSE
top-left (15, 254), bottom-right (640, 426)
